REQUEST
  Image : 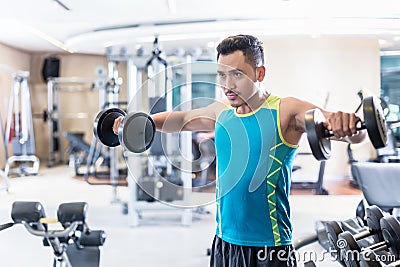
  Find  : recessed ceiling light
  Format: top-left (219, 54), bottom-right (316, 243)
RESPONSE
top-left (378, 39), bottom-right (387, 45)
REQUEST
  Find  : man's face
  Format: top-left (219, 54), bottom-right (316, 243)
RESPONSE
top-left (217, 50), bottom-right (260, 108)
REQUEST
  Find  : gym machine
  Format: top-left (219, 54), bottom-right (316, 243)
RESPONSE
top-left (46, 76), bottom-right (106, 167)
top-left (93, 40), bottom-right (196, 226)
top-left (83, 51), bottom-right (132, 213)
top-left (128, 41), bottom-right (192, 226)
top-left (4, 71), bottom-right (40, 177)
top-left (0, 112), bottom-right (9, 192)
top-left (0, 201), bottom-right (106, 267)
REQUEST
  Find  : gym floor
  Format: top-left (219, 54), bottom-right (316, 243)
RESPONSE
top-left (0, 165), bottom-right (364, 267)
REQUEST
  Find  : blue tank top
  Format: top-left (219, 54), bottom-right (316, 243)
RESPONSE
top-left (214, 95), bottom-right (298, 247)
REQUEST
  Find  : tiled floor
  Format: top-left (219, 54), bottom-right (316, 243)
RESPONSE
top-left (291, 178), bottom-right (362, 196)
top-left (0, 165), bottom-right (365, 267)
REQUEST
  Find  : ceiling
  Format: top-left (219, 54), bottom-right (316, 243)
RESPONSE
top-left (1, 0), bottom-right (400, 57)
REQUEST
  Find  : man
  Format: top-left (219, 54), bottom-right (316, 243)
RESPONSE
top-left (114, 34), bottom-right (366, 266)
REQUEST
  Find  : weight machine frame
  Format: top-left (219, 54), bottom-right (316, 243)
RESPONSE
top-left (46, 77), bottom-right (106, 167)
top-left (126, 53), bottom-right (195, 227)
top-left (0, 113), bottom-right (9, 192)
top-left (4, 71), bottom-right (40, 177)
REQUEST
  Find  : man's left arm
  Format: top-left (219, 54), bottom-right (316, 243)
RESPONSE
top-left (288, 97), bottom-right (367, 144)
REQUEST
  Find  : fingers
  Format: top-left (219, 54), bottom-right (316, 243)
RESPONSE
top-left (113, 116), bottom-right (124, 135)
top-left (326, 112), bottom-right (360, 138)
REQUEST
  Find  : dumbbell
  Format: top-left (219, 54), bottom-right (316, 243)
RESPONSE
top-left (340, 215), bottom-right (400, 267)
top-left (305, 96), bottom-right (388, 160)
top-left (325, 206), bottom-right (384, 264)
top-left (93, 108), bottom-right (156, 153)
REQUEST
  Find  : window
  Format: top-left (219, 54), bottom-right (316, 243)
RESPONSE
top-left (381, 56), bottom-right (400, 143)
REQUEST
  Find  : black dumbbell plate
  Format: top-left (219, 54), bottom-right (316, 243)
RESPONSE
top-left (119, 112), bottom-right (155, 153)
top-left (363, 96), bottom-right (387, 149)
top-left (305, 109), bottom-right (331, 160)
top-left (94, 108), bottom-right (126, 147)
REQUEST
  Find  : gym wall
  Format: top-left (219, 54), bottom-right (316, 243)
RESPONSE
top-left (264, 37), bottom-right (380, 179)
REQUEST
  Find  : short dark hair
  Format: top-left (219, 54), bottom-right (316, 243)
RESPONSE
top-left (216, 34), bottom-right (264, 67)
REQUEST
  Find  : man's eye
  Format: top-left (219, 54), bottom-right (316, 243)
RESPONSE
top-left (217, 73), bottom-right (226, 78)
top-left (233, 72), bottom-right (242, 77)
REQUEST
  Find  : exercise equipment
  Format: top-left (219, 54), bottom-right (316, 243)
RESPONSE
top-left (0, 112), bottom-right (10, 192)
top-left (338, 205), bottom-right (384, 243)
top-left (291, 152), bottom-right (329, 195)
top-left (3, 71), bottom-right (40, 176)
top-left (325, 205), bottom-right (384, 265)
top-left (0, 201), bottom-right (106, 267)
top-left (340, 215), bottom-right (400, 267)
top-left (93, 107), bottom-right (155, 153)
top-left (46, 76), bottom-right (106, 167)
top-left (124, 42), bottom-right (195, 227)
top-left (84, 57), bottom-right (133, 212)
top-left (305, 96), bottom-right (388, 160)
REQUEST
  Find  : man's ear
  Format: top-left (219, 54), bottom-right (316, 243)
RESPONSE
top-left (256, 66), bottom-right (266, 82)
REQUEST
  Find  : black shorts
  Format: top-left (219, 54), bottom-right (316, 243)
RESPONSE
top-left (210, 235), bottom-right (297, 267)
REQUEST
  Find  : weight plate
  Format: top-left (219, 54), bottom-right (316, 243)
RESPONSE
top-left (380, 216), bottom-right (400, 259)
top-left (119, 112), bottom-right (155, 153)
top-left (305, 109), bottom-right (331, 160)
top-left (326, 221), bottom-right (344, 263)
top-left (339, 231), bottom-right (361, 267)
top-left (363, 96), bottom-right (388, 149)
top-left (94, 108), bottom-right (126, 147)
top-left (365, 205), bottom-right (384, 243)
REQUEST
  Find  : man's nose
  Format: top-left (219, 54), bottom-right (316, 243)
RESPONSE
top-left (225, 75), bottom-right (235, 89)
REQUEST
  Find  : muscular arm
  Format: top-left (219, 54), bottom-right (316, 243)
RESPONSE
top-left (152, 106), bottom-right (215, 133)
top-left (151, 100), bottom-right (228, 133)
top-left (281, 97), bottom-right (367, 145)
top-left (113, 100), bottom-right (226, 135)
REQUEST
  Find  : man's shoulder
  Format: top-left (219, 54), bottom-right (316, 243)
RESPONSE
top-left (280, 96), bottom-right (301, 104)
top-left (209, 99), bottom-right (231, 112)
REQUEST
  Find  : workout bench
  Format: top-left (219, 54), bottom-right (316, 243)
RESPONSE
top-left (351, 162), bottom-right (400, 216)
top-left (0, 201), bottom-right (106, 267)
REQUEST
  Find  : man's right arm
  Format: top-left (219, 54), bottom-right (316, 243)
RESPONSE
top-left (113, 100), bottom-right (225, 135)
top-left (152, 101), bottom-right (224, 133)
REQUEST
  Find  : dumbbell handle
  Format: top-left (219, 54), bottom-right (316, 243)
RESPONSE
top-left (323, 121), bottom-right (365, 138)
top-left (353, 229), bottom-right (373, 240)
top-left (364, 240), bottom-right (388, 252)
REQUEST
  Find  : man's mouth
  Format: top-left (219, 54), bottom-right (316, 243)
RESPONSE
top-left (226, 90), bottom-right (239, 99)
